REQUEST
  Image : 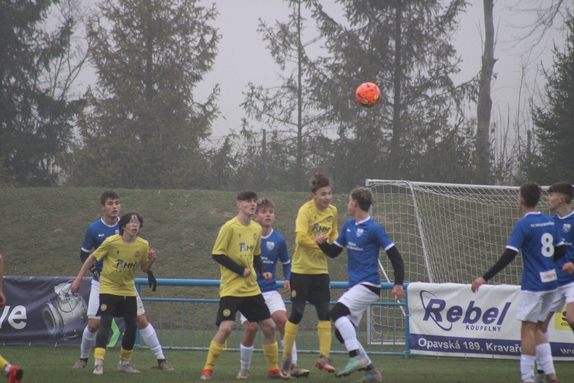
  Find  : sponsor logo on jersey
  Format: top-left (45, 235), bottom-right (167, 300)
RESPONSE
top-left (312, 223), bottom-right (330, 234)
top-left (266, 242), bottom-right (275, 251)
top-left (116, 259), bottom-right (137, 269)
top-left (239, 242), bottom-right (255, 252)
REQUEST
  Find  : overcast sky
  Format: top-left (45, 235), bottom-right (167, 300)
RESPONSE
top-left (195, 0), bottom-right (565, 140)
top-left (75, 1), bottom-right (566, 140)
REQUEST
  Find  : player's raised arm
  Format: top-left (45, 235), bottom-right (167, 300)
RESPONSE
top-left (212, 254), bottom-right (250, 277)
top-left (315, 236), bottom-right (343, 258)
top-left (471, 248), bottom-right (518, 292)
top-left (140, 248), bottom-right (155, 273)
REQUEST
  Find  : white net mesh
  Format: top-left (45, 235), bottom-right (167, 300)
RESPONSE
top-left (365, 179), bottom-right (553, 344)
top-left (366, 179), bottom-right (533, 284)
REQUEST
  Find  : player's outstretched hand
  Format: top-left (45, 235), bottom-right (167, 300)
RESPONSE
top-left (563, 262), bottom-right (574, 274)
top-left (471, 277), bottom-right (486, 292)
top-left (148, 270), bottom-right (157, 291)
top-left (392, 284), bottom-right (404, 301)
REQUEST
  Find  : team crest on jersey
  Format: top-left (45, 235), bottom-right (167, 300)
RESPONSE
top-left (100, 304), bottom-right (107, 312)
top-left (116, 250), bottom-right (120, 255)
top-left (134, 251), bottom-right (140, 257)
top-left (327, 216), bottom-right (332, 222)
top-left (253, 233), bottom-right (257, 240)
top-left (267, 242), bottom-right (275, 251)
top-left (115, 229), bottom-right (120, 234)
top-left (223, 309), bottom-right (231, 317)
top-left (564, 224), bottom-right (571, 233)
top-left (356, 228), bottom-right (364, 238)
top-left (238, 233), bottom-right (242, 238)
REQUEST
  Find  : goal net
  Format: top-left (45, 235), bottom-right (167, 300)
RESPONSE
top-left (364, 179), bottom-right (553, 345)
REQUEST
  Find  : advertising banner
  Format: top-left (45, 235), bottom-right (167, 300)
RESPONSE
top-left (407, 282), bottom-right (574, 359)
top-left (0, 276), bottom-right (124, 347)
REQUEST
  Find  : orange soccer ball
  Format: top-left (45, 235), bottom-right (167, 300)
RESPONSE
top-left (355, 82), bottom-right (381, 108)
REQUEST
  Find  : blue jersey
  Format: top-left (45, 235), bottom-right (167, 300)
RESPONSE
top-left (81, 218), bottom-right (120, 281)
top-left (257, 230), bottom-right (292, 293)
top-left (334, 217), bottom-right (394, 288)
top-left (507, 211), bottom-right (564, 292)
top-left (552, 210), bottom-right (574, 286)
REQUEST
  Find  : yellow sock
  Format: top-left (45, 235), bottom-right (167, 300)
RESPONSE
top-left (203, 341), bottom-right (224, 371)
top-left (0, 354), bottom-right (9, 368)
top-left (263, 342), bottom-right (279, 371)
top-left (283, 321), bottom-right (299, 359)
top-left (119, 347), bottom-right (133, 361)
top-left (318, 320), bottom-right (332, 357)
top-left (94, 347), bottom-right (106, 361)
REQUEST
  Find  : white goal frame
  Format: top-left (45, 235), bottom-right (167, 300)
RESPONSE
top-left (364, 179), bottom-right (553, 345)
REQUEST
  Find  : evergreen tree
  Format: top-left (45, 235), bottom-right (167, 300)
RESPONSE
top-left (0, 0), bottom-right (85, 186)
top-left (523, 16), bottom-right (574, 184)
top-left (241, 0), bottom-right (326, 191)
top-left (312, 0), bottom-right (474, 188)
top-left (67, 0), bottom-right (219, 188)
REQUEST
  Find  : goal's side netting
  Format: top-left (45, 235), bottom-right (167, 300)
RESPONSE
top-left (364, 179), bottom-right (548, 345)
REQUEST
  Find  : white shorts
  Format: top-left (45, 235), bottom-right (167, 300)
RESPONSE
top-left (516, 289), bottom-right (556, 323)
top-left (549, 281), bottom-right (574, 313)
top-left (241, 290), bottom-right (286, 324)
top-left (87, 279), bottom-right (146, 319)
top-left (338, 284), bottom-right (379, 327)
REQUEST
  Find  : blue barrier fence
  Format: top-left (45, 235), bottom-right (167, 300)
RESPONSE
top-left (133, 278), bottom-right (409, 357)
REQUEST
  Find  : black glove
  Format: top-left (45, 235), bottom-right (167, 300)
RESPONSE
top-left (147, 270), bottom-right (157, 292)
top-left (89, 264), bottom-right (100, 280)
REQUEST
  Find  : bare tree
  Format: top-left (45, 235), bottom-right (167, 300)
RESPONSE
top-left (474, 0), bottom-right (496, 184)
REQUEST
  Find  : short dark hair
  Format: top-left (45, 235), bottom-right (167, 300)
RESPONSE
top-left (351, 187), bottom-right (373, 212)
top-left (236, 190), bottom-right (258, 202)
top-left (119, 212), bottom-right (143, 235)
top-left (548, 182), bottom-right (574, 204)
top-left (256, 199), bottom-right (275, 213)
top-left (310, 173), bottom-right (332, 193)
top-left (520, 182), bottom-right (541, 208)
top-left (100, 190), bottom-right (120, 206)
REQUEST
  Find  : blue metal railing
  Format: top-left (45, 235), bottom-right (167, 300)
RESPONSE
top-left (134, 278), bottom-right (409, 356)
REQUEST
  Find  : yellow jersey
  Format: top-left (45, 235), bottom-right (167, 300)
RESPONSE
top-left (292, 200), bottom-right (338, 274)
top-left (93, 234), bottom-right (150, 296)
top-left (212, 217), bottom-right (262, 297)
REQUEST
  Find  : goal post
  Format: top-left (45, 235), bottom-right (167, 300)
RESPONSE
top-left (364, 179), bottom-right (547, 345)
top-left (365, 179), bottom-right (530, 285)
